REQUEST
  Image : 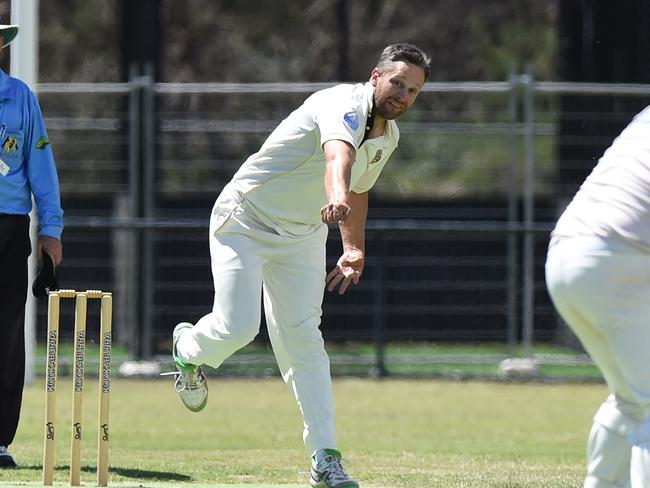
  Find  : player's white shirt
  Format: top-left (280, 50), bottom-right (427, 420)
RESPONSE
top-left (218, 82), bottom-right (399, 236)
top-left (552, 105), bottom-right (650, 249)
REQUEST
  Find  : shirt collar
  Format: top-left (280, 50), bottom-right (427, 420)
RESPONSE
top-left (362, 81), bottom-right (399, 144)
top-left (363, 81), bottom-right (374, 115)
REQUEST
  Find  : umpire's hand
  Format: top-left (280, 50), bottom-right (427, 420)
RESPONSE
top-left (32, 239), bottom-right (61, 298)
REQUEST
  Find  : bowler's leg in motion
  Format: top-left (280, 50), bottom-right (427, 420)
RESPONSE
top-left (168, 216), bottom-right (265, 412)
top-left (260, 227), bottom-right (358, 487)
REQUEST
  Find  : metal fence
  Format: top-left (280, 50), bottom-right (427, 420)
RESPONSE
top-left (32, 75), bottom-right (650, 367)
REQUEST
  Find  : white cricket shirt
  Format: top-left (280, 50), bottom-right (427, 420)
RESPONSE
top-left (552, 105), bottom-right (650, 249)
top-left (224, 82), bottom-right (399, 235)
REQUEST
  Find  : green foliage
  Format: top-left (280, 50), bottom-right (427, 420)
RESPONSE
top-left (8, 1), bottom-right (561, 200)
top-left (465, 2), bottom-right (558, 80)
top-left (39, 0), bottom-right (120, 82)
top-left (22, 0), bottom-right (558, 83)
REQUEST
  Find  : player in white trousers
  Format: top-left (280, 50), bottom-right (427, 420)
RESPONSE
top-left (166, 43), bottom-right (430, 488)
top-left (546, 105), bottom-right (650, 488)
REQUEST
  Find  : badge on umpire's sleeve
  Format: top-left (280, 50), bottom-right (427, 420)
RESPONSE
top-left (36, 136), bottom-right (50, 149)
top-left (0, 157), bottom-right (9, 176)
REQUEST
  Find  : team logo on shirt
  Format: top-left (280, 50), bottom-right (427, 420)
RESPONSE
top-left (2, 136), bottom-right (17, 152)
top-left (343, 111), bottom-right (359, 130)
top-left (369, 149), bottom-right (383, 164)
top-left (36, 136), bottom-right (50, 150)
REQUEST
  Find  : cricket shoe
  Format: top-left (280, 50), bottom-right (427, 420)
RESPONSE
top-left (161, 322), bottom-right (208, 412)
top-left (310, 449), bottom-right (358, 488)
top-left (0, 446), bottom-right (16, 468)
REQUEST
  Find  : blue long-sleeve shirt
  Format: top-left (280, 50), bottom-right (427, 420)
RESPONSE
top-left (0, 69), bottom-right (63, 239)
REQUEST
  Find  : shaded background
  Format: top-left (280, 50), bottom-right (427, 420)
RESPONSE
top-left (0, 0), bottom-right (648, 365)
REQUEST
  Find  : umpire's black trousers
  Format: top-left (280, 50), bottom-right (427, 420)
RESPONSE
top-left (0, 214), bottom-right (30, 447)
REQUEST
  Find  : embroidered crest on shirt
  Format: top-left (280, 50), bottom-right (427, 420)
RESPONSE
top-left (369, 149), bottom-right (383, 164)
top-left (2, 136), bottom-right (17, 152)
top-left (36, 136), bottom-right (50, 149)
top-left (343, 111), bottom-right (359, 130)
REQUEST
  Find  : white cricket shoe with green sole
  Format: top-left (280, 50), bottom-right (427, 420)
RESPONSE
top-left (161, 322), bottom-right (208, 412)
top-left (310, 449), bottom-right (359, 488)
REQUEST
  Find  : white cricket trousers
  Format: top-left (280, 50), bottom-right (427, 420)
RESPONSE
top-left (176, 198), bottom-right (335, 453)
top-left (545, 235), bottom-right (650, 488)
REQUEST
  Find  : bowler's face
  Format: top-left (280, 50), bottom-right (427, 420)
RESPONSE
top-left (370, 61), bottom-right (426, 120)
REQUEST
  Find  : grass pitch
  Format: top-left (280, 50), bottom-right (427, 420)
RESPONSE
top-left (0, 378), bottom-right (605, 487)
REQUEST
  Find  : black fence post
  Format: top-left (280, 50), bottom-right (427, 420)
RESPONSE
top-left (370, 231), bottom-right (388, 378)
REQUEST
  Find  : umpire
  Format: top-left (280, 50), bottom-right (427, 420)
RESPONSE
top-left (0, 22), bottom-right (63, 468)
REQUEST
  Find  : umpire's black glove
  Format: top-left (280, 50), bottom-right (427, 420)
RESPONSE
top-left (32, 250), bottom-right (58, 298)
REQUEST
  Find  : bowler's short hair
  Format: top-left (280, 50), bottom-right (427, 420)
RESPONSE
top-left (376, 43), bottom-right (431, 80)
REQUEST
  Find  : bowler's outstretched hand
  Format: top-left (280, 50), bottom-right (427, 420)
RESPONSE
top-left (326, 247), bottom-right (364, 295)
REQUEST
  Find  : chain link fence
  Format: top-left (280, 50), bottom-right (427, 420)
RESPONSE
top-left (30, 77), bottom-right (650, 376)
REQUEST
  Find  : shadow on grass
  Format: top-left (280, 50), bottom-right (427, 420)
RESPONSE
top-left (15, 464), bottom-right (192, 482)
top-left (108, 466), bottom-right (192, 481)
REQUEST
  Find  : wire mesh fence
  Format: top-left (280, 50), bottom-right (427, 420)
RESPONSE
top-left (30, 77), bottom-right (650, 377)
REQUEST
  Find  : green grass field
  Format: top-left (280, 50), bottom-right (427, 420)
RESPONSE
top-left (0, 377), bottom-right (606, 487)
